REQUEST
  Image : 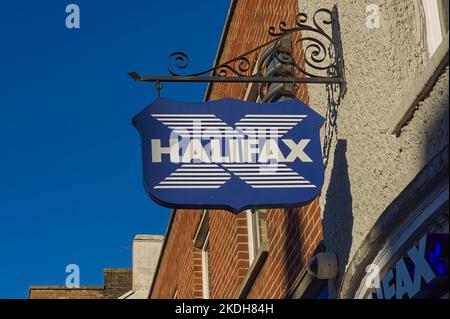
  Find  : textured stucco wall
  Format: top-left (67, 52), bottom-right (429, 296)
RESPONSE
top-left (298, 0), bottom-right (449, 297)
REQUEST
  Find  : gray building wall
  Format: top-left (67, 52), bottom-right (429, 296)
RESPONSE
top-left (298, 0), bottom-right (449, 297)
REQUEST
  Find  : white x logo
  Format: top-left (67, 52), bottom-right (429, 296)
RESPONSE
top-left (151, 113), bottom-right (316, 190)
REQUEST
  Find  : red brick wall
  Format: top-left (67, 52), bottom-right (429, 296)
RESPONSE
top-left (247, 200), bottom-right (322, 298)
top-left (192, 249), bottom-right (203, 298)
top-left (151, 210), bottom-right (204, 298)
top-left (209, 210), bottom-right (249, 298)
top-left (208, 0), bottom-right (308, 103)
top-left (151, 0), bottom-right (323, 299)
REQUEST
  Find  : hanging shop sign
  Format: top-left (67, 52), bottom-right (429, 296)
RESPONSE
top-left (132, 98), bottom-right (325, 213)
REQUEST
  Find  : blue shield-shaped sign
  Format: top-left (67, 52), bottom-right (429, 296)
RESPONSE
top-left (133, 98), bottom-right (325, 213)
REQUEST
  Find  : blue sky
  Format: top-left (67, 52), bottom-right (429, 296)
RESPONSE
top-left (0, 0), bottom-right (229, 298)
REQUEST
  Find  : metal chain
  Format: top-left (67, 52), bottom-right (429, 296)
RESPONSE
top-left (154, 81), bottom-right (163, 97)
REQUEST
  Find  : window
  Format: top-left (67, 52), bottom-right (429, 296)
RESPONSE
top-left (236, 209), bottom-right (270, 298)
top-left (247, 209), bottom-right (268, 265)
top-left (201, 233), bottom-right (210, 299)
top-left (422, 0), bottom-right (449, 57)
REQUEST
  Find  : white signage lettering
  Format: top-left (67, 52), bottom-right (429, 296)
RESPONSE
top-left (368, 234), bottom-right (438, 299)
top-left (151, 139), bottom-right (180, 163)
top-left (150, 138), bottom-right (313, 164)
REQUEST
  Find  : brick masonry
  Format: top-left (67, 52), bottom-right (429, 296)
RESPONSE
top-left (103, 268), bottom-right (133, 299)
top-left (29, 268), bottom-right (132, 299)
top-left (29, 287), bottom-right (105, 299)
top-left (151, 0), bottom-right (323, 299)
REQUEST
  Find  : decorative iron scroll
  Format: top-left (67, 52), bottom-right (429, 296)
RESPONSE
top-left (128, 6), bottom-right (345, 97)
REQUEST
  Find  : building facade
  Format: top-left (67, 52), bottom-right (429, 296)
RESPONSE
top-left (150, 0), bottom-right (448, 299)
top-left (150, 0), bottom-right (328, 299)
top-left (29, 235), bottom-right (163, 299)
top-left (300, 0), bottom-right (449, 298)
top-left (29, 268), bottom-right (132, 299)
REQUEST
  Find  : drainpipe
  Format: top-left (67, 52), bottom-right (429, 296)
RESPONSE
top-left (259, 38), bottom-right (296, 103)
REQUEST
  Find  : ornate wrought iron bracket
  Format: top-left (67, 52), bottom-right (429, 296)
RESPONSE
top-left (128, 6), bottom-right (346, 98)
